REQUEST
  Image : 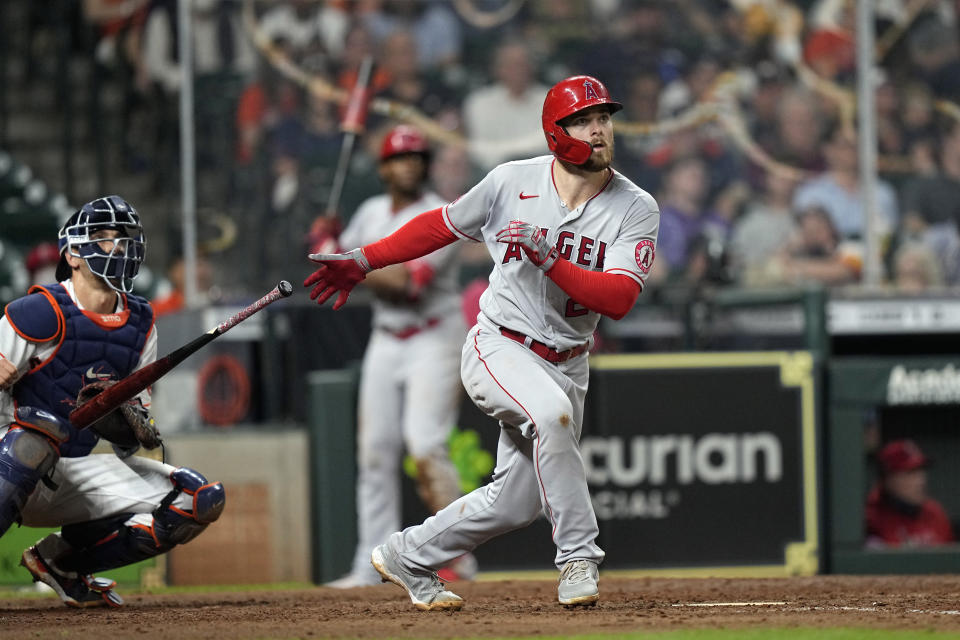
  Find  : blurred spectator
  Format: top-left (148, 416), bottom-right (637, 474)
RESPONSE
top-left (657, 52), bottom-right (723, 120)
top-left (579, 0), bottom-right (679, 99)
top-left (892, 242), bottom-right (944, 293)
top-left (729, 171), bottom-right (801, 285)
top-left (767, 86), bottom-right (827, 174)
top-left (151, 252), bottom-right (214, 317)
top-left (429, 144), bottom-right (476, 203)
top-left (747, 205), bottom-right (860, 287)
top-left (82, 0), bottom-right (151, 171)
top-left (336, 22), bottom-right (390, 92)
top-left (142, 0), bottom-right (255, 94)
top-left (898, 121), bottom-right (960, 285)
top-left (803, 0), bottom-right (856, 81)
top-left (865, 439), bottom-right (955, 548)
top-left (746, 61), bottom-right (793, 162)
top-left (874, 77), bottom-right (906, 160)
top-left (82, 0), bottom-right (150, 68)
top-left (907, 16), bottom-right (960, 102)
top-left (462, 41), bottom-right (549, 170)
top-left (653, 156), bottom-right (729, 284)
top-left (235, 55), bottom-right (302, 167)
top-left (900, 82), bottom-right (938, 156)
top-left (372, 29), bottom-right (459, 128)
top-left (24, 242), bottom-right (61, 286)
top-left (141, 0), bottom-right (256, 191)
top-left (359, 0), bottom-right (463, 70)
top-left (615, 71), bottom-right (665, 185)
top-left (268, 87), bottom-right (343, 217)
top-left (793, 121), bottom-right (899, 242)
top-left (644, 126), bottom-right (744, 205)
top-left (258, 0), bottom-right (348, 69)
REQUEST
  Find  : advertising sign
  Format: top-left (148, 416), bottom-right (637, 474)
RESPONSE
top-left (401, 352), bottom-right (819, 575)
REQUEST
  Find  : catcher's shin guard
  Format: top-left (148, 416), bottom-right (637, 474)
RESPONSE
top-left (0, 427), bottom-right (60, 536)
top-left (56, 467), bottom-right (225, 574)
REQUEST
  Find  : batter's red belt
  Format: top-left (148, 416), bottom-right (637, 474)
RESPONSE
top-left (499, 327), bottom-right (588, 363)
top-left (381, 317), bottom-right (440, 339)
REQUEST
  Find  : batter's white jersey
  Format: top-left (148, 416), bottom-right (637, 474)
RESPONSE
top-left (0, 280), bottom-right (157, 436)
top-left (442, 155), bottom-right (659, 350)
top-left (341, 191), bottom-right (460, 332)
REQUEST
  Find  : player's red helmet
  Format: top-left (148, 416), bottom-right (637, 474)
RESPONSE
top-left (380, 125), bottom-right (430, 161)
top-left (542, 75), bottom-right (622, 165)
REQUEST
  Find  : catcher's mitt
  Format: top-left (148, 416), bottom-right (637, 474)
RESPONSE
top-left (76, 380), bottom-right (163, 450)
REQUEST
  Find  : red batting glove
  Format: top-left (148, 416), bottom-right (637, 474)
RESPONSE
top-left (495, 220), bottom-right (559, 271)
top-left (303, 248), bottom-right (372, 309)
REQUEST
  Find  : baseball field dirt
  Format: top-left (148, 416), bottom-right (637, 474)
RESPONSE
top-left (3, 575), bottom-right (960, 639)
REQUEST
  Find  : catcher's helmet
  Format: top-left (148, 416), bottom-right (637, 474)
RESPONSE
top-left (56, 195), bottom-right (145, 293)
top-left (542, 75), bottom-right (622, 165)
top-left (380, 125), bottom-right (430, 162)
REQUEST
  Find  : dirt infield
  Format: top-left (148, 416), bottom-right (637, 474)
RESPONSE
top-left (3, 575), bottom-right (960, 639)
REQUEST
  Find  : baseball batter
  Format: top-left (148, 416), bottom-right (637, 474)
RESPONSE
top-left (326, 125), bottom-right (474, 587)
top-left (0, 196), bottom-right (225, 608)
top-left (304, 76), bottom-right (660, 610)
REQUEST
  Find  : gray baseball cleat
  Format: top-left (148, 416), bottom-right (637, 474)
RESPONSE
top-left (557, 559), bottom-right (599, 607)
top-left (21, 546), bottom-right (123, 608)
top-left (371, 543), bottom-right (464, 611)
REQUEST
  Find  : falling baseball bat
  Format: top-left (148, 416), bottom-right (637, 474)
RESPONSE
top-left (69, 280), bottom-right (294, 430)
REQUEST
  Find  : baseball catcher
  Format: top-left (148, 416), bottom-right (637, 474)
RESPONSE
top-left (0, 196), bottom-right (225, 608)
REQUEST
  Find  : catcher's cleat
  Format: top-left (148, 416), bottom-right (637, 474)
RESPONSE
top-left (371, 543), bottom-right (464, 611)
top-left (20, 546), bottom-right (124, 608)
top-left (557, 559), bottom-right (599, 607)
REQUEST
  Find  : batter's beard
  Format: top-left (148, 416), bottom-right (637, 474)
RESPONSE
top-left (580, 142), bottom-right (614, 172)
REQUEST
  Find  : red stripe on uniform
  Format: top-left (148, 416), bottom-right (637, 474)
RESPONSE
top-left (442, 204), bottom-right (482, 242)
top-left (471, 329), bottom-right (559, 542)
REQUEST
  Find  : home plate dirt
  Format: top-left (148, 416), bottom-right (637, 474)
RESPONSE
top-left (2, 575), bottom-right (960, 639)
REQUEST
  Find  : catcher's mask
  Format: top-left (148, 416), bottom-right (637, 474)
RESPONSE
top-left (541, 75), bottom-right (622, 165)
top-left (56, 195), bottom-right (145, 293)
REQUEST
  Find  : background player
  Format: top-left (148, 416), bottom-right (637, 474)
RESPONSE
top-left (325, 125), bottom-right (474, 587)
top-left (303, 76), bottom-right (659, 609)
top-left (0, 195), bottom-right (225, 608)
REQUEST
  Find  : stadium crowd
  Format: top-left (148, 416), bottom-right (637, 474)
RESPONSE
top-left (7, 0), bottom-right (960, 300)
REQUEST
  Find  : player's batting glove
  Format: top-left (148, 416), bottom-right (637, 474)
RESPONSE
top-left (495, 220), bottom-right (560, 271)
top-left (304, 247), bottom-right (372, 309)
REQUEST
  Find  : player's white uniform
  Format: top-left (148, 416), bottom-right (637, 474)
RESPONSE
top-left (0, 282), bottom-right (195, 531)
top-left (340, 190), bottom-right (467, 583)
top-left (385, 155), bottom-right (659, 570)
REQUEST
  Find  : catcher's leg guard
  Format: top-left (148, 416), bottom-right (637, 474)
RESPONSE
top-left (0, 427), bottom-right (59, 536)
top-left (55, 467), bottom-right (225, 574)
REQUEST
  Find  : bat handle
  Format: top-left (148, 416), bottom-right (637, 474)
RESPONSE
top-left (215, 281), bottom-right (293, 334)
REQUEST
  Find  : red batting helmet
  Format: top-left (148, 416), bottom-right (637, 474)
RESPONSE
top-left (380, 125), bottom-right (430, 161)
top-left (542, 75), bottom-right (622, 165)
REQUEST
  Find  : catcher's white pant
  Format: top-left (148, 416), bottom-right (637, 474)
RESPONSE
top-left (20, 453), bottom-right (183, 528)
top-left (348, 314), bottom-right (465, 581)
top-left (386, 317), bottom-right (604, 572)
